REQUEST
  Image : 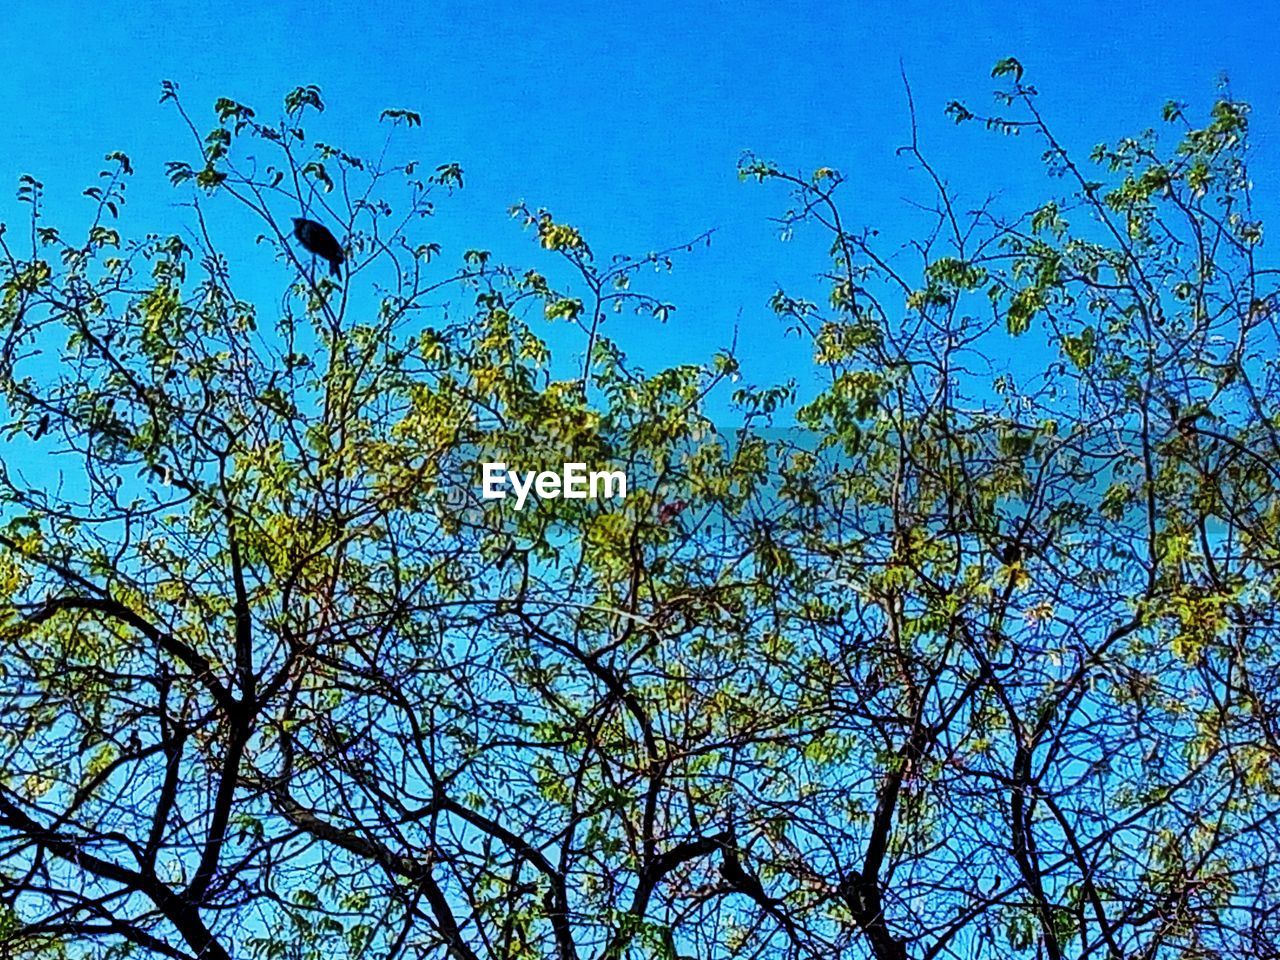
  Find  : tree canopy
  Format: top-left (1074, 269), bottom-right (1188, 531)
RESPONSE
top-left (2, 61), bottom-right (1280, 960)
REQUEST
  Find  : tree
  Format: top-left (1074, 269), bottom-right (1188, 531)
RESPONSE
top-left (1, 61), bottom-right (1278, 960)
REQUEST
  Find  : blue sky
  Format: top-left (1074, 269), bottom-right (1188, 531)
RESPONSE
top-left (2, 1), bottom-right (1277, 394)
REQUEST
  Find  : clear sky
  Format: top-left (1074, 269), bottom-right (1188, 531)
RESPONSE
top-left (1, 0), bottom-right (1276, 394)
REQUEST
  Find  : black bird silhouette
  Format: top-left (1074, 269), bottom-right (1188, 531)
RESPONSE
top-left (292, 217), bottom-right (344, 278)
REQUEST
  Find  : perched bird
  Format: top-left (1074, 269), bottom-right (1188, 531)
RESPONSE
top-left (291, 217), bottom-right (344, 278)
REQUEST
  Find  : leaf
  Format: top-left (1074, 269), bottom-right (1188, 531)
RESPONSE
top-left (992, 57), bottom-right (1025, 83)
top-left (432, 162), bottom-right (464, 189)
top-left (165, 161), bottom-right (194, 185)
top-left (1006, 287), bottom-right (1042, 336)
top-left (104, 151), bottom-right (134, 175)
top-left (301, 161), bottom-right (334, 193)
top-left (284, 84), bottom-right (324, 116)
top-left (380, 108), bottom-right (423, 127)
top-left (545, 298), bottom-right (585, 321)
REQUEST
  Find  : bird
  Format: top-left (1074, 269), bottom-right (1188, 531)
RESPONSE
top-left (291, 217), bottom-right (344, 278)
